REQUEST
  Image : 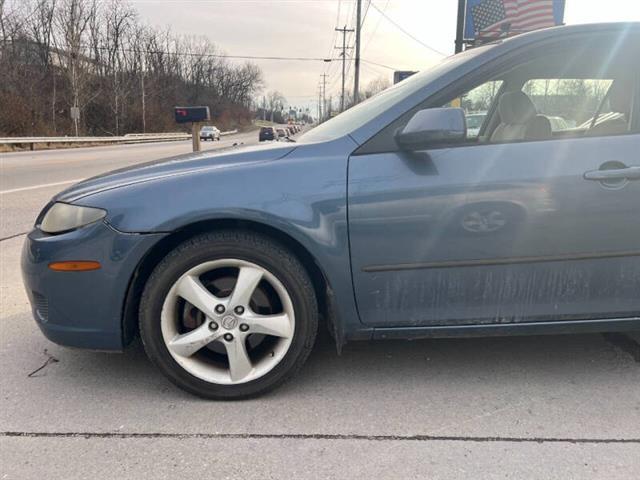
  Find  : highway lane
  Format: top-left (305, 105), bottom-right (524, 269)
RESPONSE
top-left (0, 130), bottom-right (260, 238)
top-left (1, 130), bottom-right (259, 192)
top-left (1, 129), bottom-right (639, 478)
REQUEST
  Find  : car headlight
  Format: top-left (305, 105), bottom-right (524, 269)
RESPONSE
top-left (40, 202), bottom-right (107, 234)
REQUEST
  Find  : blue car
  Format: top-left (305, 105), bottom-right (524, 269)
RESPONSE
top-left (22, 23), bottom-right (640, 399)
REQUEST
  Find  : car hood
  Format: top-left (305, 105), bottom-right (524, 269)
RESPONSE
top-left (55, 142), bottom-right (297, 203)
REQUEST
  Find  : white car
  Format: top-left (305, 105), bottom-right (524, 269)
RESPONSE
top-left (465, 112), bottom-right (487, 137)
top-left (199, 126), bottom-right (221, 141)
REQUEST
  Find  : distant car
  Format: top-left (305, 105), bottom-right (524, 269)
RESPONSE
top-left (465, 112), bottom-right (487, 137)
top-left (22, 23), bottom-right (640, 400)
top-left (276, 128), bottom-right (287, 139)
top-left (259, 126), bottom-right (277, 142)
top-left (199, 126), bottom-right (220, 141)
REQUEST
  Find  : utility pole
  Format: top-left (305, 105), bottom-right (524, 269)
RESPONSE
top-left (455, 0), bottom-right (466, 54)
top-left (141, 56), bottom-right (146, 133)
top-left (353, 0), bottom-right (362, 106)
top-left (320, 73), bottom-right (328, 121)
top-left (317, 85), bottom-right (322, 123)
top-left (335, 25), bottom-right (354, 112)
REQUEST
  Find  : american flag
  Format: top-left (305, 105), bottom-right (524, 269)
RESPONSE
top-left (472, 0), bottom-right (557, 39)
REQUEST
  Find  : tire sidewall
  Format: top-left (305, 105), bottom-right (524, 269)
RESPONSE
top-left (140, 232), bottom-right (317, 399)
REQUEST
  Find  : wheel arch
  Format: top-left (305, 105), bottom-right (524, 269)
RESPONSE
top-left (121, 218), bottom-right (342, 351)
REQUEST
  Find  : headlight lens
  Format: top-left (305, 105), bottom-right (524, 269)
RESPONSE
top-left (40, 202), bottom-right (107, 234)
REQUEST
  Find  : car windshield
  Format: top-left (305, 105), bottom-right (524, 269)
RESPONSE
top-left (298, 45), bottom-right (495, 143)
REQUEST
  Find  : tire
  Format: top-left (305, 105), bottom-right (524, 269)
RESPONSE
top-left (139, 230), bottom-right (318, 399)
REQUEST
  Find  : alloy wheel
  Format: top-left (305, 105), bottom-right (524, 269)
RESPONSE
top-left (160, 259), bottom-right (295, 385)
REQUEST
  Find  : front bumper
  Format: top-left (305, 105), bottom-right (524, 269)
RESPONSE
top-left (21, 221), bottom-right (166, 351)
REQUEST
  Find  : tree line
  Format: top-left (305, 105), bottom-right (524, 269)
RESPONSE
top-left (0, 0), bottom-right (265, 136)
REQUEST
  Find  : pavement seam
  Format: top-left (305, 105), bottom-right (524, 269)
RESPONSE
top-left (0, 232), bottom-right (28, 242)
top-left (2, 432), bottom-right (639, 444)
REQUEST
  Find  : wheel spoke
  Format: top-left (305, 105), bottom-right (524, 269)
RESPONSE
top-left (176, 274), bottom-right (221, 318)
top-left (247, 313), bottom-right (293, 339)
top-left (224, 338), bottom-right (253, 381)
top-left (161, 258), bottom-right (296, 386)
top-left (229, 266), bottom-right (263, 308)
top-left (168, 322), bottom-right (220, 358)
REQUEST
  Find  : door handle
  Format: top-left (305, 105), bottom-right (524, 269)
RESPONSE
top-left (584, 166), bottom-right (640, 181)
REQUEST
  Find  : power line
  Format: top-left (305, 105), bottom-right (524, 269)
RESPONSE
top-left (321, 0), bottom-right (347, 100)
top-left (72, 44), bottom-right (335, 63)
top-left (369, 2), bottom-right (447, 57)
top-left (362, 0), bottom-right (390, 55)
top-left (335, 25), bottom-right (354, 111)
top-left (360, 0), bottom-right (372, 26)
top-left (361, 58), bottom-right (397, 70)
top-left (323, 0), bottom-right (357, 107)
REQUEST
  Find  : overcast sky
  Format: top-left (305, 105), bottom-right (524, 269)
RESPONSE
top-left (131, 0), bottom-right (640, 112)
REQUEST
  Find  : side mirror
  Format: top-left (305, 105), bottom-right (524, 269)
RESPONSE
top-left (395, 107), bottom-right (467, 151)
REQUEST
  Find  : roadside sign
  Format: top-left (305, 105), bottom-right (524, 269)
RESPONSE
top-left (70, 107), bottom-right (80, 121)
top-left (174, 106), bottom-right (211, 124)
top-left (393, 71), bottom-right (418, 84)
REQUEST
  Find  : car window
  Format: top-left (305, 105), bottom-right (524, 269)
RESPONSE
top-left (354, 33), bottom-right (639, 155)
top-left (444, 81), bottom-right (503, 139)
top-left (436, 47), bottom-right (636, 145)
top-left (522, 79), bottom-right (612, 132)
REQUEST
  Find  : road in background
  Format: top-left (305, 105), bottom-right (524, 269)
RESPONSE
top-left (1, 128), bottom-right (639, 478)
top-left (0, 130), bottom-right (259, 239)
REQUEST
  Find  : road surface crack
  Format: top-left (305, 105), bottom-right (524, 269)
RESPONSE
top-left (1, 431), bottom-right (638, 445)
top-left (0, 231), bottom-right (28, 242)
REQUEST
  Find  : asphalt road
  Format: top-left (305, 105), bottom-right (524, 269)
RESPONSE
top-left (1, 132), bottom-right (639, 479)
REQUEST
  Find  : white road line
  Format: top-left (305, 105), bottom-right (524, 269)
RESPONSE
top-left (0, 178), bottom-right (83, 195)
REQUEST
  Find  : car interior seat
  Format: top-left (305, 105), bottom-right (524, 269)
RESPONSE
top-left (587, 78), bottom-right (633, 136)
top-left (490, 91), bottom-right (552, 143)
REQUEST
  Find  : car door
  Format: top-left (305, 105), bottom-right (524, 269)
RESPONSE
top-left (347, 41), bottom-right (640, 328)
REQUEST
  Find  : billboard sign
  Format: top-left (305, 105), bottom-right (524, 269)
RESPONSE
top-left (464, 0), bottom-right (565, 42)
top-left (174, 106), bottom-right (210, 124)
top-left (393, 71), bottom-right (418, 84)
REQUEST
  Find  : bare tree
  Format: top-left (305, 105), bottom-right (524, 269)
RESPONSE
top-left (52, 0), bottom-right (95, 135)
top-left (266, 90), bottom-right (285, 122)
top-left (0, 0), bottom-right (265, 136)
top-left (363, 76), bottom-right (390, 99)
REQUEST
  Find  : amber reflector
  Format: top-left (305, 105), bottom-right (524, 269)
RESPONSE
top-left (48, 261), bottom-right (101, 271)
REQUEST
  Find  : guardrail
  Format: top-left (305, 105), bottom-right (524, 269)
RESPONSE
top-left (123, 132), bottom-right (188, 138)
top-left (0, 133), bottom-right (190, 151)
top-left (0, 130), bottom-right (238, 151)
